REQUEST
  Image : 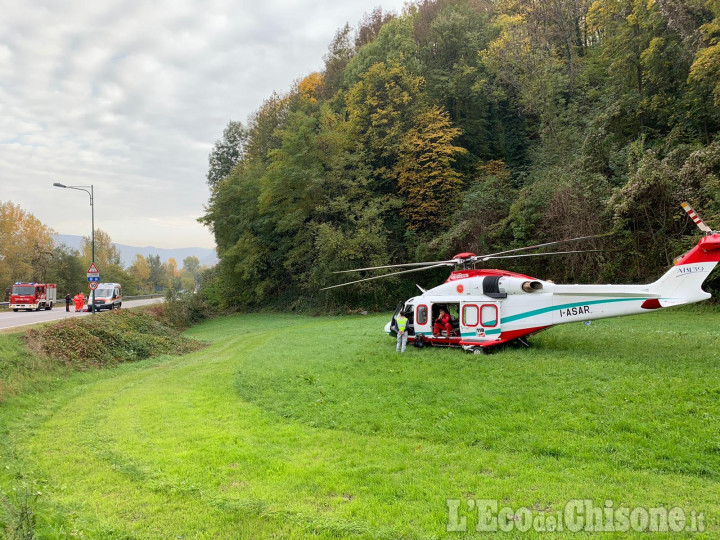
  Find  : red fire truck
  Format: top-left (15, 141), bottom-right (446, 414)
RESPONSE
top-left (9, 283), bottom-right (57, 312)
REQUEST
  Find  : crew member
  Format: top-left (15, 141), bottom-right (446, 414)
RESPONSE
top-left (65, 293), bottom-right (71, 312)
top-left (433, 308), bottom-right (452, 337)
top-left (74, 293), bottom-right (82, 312)
top-left (396, 312), bottom-right (409, 353)
top-left (79, 292), bottom-right (85, 312)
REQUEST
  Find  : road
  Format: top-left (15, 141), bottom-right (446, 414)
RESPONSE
top-left (0, 298), bottom-right (164, 331)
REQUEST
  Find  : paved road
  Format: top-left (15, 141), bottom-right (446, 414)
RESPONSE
top-left (0, 298), bottom-right (164, 331)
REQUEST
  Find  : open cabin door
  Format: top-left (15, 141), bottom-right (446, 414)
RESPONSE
top-left (460, 301), bottom-right (501, 342)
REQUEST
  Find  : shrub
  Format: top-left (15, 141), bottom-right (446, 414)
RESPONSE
top-left (24, 310), bottom-right (205, 370)
top-left (157, 289), bottom-right (214, 329)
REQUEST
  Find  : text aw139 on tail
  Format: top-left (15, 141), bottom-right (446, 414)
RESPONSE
top-left (323, 203), bottom-right (720, 354)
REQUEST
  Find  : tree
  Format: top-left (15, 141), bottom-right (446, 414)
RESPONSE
top-left (179, 269), bottom-right (196, 292)
top-left (355, 7), bottom-right (397, 48)
top-left (414, 0), bottom-right (495, 165)
top-left (345, 61), bottom-right (426, 192)
top-left (0, 201), bottom-right (55, 295)
top-left (163, 258), bottom-right (182, 290)
top-left (128, 254), bottom-right (151, 293)
top-left (396, 105), bottom-right (466, 232)
top-left (181, 256), bottom-right (202, 291)
top-left (147, 254), bottom-right (164, 292)
top-left (245, 93), bottom-right (290, 165)
top-left (182, 256), bottom-right (201, 278)
top-left (322, 23), bottom-right (355, 97)
top-left (687, 0), bottom-right (720, 141)
top-left (207, 121), bottom-right (247, 188)
top-left (45, 243), bottom-right (86, 297)
top-left (101, 265), bottom-right (138, 298)
top-left (80, 229), bottom-right (121, 270)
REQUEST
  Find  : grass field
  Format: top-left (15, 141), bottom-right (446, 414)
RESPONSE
top-left (1, 309), bottom-right (720, 538)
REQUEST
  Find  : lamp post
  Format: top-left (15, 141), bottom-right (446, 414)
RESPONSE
top-left (53, 182), bottom-right (96, 314)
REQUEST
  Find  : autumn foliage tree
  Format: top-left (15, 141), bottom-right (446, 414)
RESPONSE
top-left (0, 201), bottom-right (55, 295)
top-left (396, 105), bottom-right (465, 232)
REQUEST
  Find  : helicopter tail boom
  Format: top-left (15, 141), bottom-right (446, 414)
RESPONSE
top-left (648, 233), bottom-right (720, 305)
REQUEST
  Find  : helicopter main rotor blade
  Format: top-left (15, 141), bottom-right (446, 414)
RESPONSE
top-left (321, 263), bottom-right (450, 291)
top-left (474, 233), bottom-right (608, 261)
top-left (480, 249), bottom-right (604, 261)
top-left (333, 260), bottom-right (455, 274)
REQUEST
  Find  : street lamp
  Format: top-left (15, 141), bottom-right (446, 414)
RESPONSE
top-left (53, 182), bottom-right (96, 314)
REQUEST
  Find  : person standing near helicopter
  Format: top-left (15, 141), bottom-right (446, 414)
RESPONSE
top-left (396, 312), bottom-right (409, 353)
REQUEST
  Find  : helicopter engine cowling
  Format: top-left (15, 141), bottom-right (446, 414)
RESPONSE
top-left (497, 277), bottom-right (544, 295)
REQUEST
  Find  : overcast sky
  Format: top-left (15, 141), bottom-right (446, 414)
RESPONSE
top-left (0, 0), bottom-right (407, 249)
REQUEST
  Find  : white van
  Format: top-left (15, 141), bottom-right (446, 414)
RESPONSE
top-left (89, 283), bottom-right (122, 311)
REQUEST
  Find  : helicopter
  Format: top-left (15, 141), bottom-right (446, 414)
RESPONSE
top-left (322, 203), bottom-right (720, 354)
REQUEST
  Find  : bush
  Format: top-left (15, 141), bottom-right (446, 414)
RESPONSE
top-left (158, 289), bottom-right (213, 329)
top-left (24, 310), bottom-right (205, 370)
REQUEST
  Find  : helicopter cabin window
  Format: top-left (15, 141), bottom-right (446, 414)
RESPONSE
top-left (446, 303), bottom-right (459, 322)
top-left (462, 304), bottom-right (479, 327)
top-left (481, 304), bottom-right (499, 327)
top-left (416, 305), bottom-right (428, 325)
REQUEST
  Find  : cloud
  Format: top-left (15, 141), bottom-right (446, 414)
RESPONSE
top-left (0, 0), bottom-right (407, 249)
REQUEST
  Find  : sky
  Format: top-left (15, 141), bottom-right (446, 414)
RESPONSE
top-left (0, 0), bottom-right (408, 249)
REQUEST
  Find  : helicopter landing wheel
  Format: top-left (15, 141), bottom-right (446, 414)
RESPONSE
top-left (472, 347), bottom-right (489, 355)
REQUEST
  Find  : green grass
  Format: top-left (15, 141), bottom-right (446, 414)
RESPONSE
top-left (1, 310), bottom-right (720, 538)
top-left (0, 334), bottom-right (70, 402)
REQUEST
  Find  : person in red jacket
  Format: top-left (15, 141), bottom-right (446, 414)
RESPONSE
top-left (433, 308), bottom-right (452, 337)
top-left (74, 293), bottom-right (81, 312)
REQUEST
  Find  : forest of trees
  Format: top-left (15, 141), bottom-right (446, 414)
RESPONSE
top-left (202, 0), bottom-right (720, 310)
top-left (0, 201), bottom-right (205, 300)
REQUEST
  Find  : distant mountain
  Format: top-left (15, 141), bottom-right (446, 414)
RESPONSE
top-left (54, 234), bottom-right (218, 269)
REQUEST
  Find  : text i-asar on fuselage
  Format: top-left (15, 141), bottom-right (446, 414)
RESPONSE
top-left (322, 203), bottom-right (720, 354)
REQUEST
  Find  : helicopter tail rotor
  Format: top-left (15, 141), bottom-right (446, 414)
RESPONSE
top-left (681, 202), bottom-right (713, 234)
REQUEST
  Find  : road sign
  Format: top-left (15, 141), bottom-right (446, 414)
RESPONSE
top-left (87, 262), bottom-right (100, 281)
top-left (89, 282), bottom-right (99, 290)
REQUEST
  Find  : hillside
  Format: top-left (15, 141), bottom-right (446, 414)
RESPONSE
top-left (201, 0), bottom-right (720, 311)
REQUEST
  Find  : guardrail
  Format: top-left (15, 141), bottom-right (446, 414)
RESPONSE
top-left (0, 294), bottom-right (164, 309)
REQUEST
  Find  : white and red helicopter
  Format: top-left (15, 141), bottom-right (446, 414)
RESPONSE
top-left (323, 203), bottom-right (720, 353)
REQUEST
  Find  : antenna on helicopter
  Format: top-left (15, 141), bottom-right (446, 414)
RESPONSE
top-left (322, 234), bottom-right (607, 290)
